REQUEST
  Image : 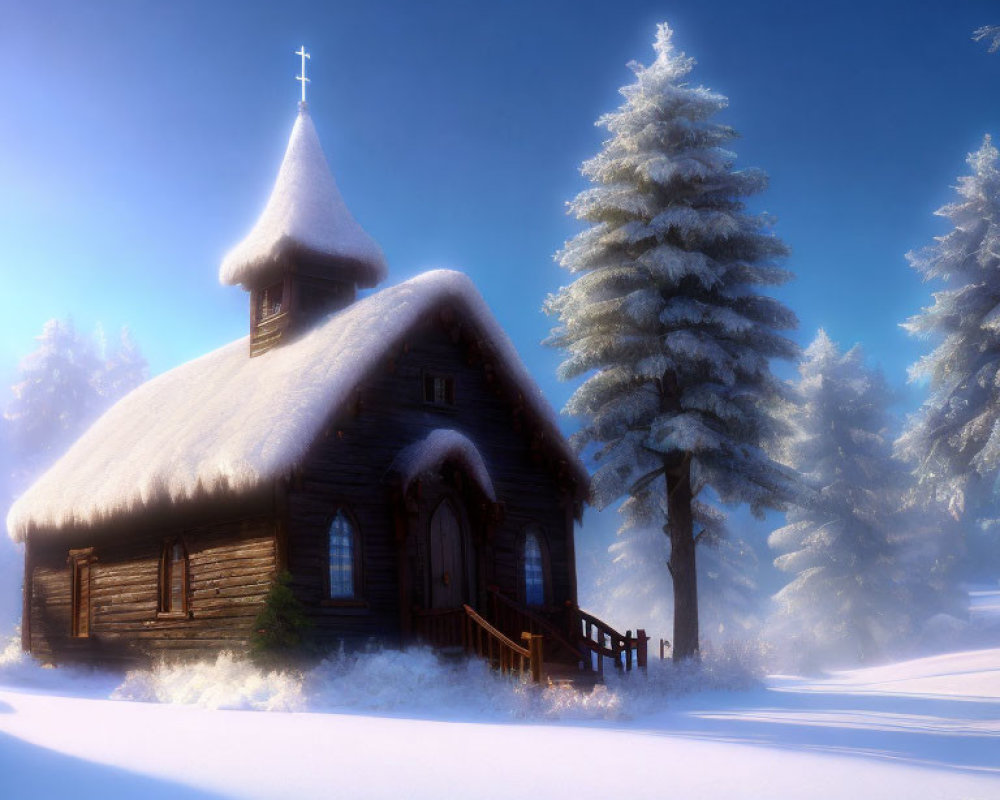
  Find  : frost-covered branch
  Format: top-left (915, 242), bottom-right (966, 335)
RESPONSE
top-left (898, 136), bottom-right (1000, 514)
top-left (973, 25), bottom-right (1000, 53)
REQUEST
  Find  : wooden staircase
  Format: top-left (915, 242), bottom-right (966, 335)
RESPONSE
top-left (415, 591), bottom-right (648, 687)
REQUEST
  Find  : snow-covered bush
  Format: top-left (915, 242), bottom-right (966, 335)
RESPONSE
top-left (113, 651), bottom-right (306, 711)
top-left (107, 644), bottom-right (763, 721)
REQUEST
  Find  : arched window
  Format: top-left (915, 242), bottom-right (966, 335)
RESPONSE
top-left (159, 538), bottom-right (188, 616)
top-left (523, 528), bottom-right (545, 607)
top-left (328, 511), bottom-right (358, 599)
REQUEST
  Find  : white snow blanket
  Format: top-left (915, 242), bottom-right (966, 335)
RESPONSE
top-left (219, 104), bottom-right (386, 288)
top-left (7, 270), bottom-right (583, 539)
top-left (0, 642), bottom-right (998, 799)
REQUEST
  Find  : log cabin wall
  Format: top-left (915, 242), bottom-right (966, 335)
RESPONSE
top-left (288, 307), bottom-right (580, 649)
top-left (25, 490), bottom-right (277, 667)
top-left (22, 305), bottom-right (582, 664)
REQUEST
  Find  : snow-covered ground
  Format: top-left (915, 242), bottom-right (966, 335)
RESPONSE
top-left (0, 595), bottom-right (998, 799)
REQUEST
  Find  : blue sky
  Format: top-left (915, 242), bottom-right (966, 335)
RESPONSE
top-left (2, 1), bottom-right (999, 566)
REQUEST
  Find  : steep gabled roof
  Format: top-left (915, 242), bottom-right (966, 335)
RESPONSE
top-left (219, 104), bottom-right (387, 288)
top-left (7, 270), bottom-right (586, 540)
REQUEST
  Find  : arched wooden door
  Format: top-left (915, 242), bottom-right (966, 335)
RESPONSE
top-left (428, 499), bottom-right (467, 609)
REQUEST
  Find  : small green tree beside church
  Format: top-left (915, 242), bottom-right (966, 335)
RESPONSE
top-left (250, 571), bottom-right (311, 666)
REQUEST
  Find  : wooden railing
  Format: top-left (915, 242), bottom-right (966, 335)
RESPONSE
top-left (569, 604), bottom-right (648, 676)
top-left (487, 588), bottom-right (587, 667)
top-left (461, 604), bottom-right (543, 683)
top-left (414, 600), bottom-right (645, 684)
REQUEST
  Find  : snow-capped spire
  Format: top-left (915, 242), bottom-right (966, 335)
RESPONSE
top-left (219, 103), bottom-right (387, 289)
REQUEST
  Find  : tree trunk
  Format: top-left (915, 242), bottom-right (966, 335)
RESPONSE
top-left (666, 457), bottom-right (698, 661)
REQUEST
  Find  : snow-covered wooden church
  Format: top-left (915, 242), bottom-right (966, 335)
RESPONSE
top-left (7, 94), bottom-right (592, 667)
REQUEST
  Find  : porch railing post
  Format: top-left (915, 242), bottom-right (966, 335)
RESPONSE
top-left (528, 633), bottom-right (544, 684)
top-left (637, 628), bottom-right (648, 672)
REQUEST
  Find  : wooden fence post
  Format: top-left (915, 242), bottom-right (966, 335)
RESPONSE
top-left (637, 629), bottom-right (648, 672)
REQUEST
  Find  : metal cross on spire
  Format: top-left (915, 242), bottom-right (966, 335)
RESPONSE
top-left (295, 46), bottom-right (311, 104)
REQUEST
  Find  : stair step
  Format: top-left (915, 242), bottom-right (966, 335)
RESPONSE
top-left (543, 662), bottom-right (602, 691)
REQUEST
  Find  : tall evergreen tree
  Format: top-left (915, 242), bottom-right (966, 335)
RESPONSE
top-left (545, 23), bottom-right (798, 659)
top-left (897, 137), bottom-right (1000, 519)
top-left (771, 332), bottom-right (949, 666)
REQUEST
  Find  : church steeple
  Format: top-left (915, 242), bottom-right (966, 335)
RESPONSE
top-left (220, 56), bottom-right (387, 356)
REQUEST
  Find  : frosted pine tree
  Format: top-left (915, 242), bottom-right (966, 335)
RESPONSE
top-left (771, 332), bottom-right (921, 667)
top-left (5, 319), bottom-right (102, 480)
top-left (545, 23), bottom-right (798, 660)
top-left (94, 326), bottom-right (148, 402)
top-left (897, 137), bottom-right (1000, 518)
top-left (5, 319), bottom-right (148, 486)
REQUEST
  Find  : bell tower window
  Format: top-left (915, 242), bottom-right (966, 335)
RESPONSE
top-left (220, 103), bottom-right (386, 358)
top-left (258, 282), bottom-right (284, 320)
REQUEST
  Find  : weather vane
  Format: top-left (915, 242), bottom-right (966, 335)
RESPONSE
top-left (296, 46), bottom-right (311, 104)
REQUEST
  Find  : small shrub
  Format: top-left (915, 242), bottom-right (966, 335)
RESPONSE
top-left (249, 571), bottom-right (311, 667)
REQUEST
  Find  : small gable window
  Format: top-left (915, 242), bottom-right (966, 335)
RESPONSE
top-left (159, 538), bottom-right (189, 617)
top-left (423, 373), bottom-right (455, 407)
top-left (328, 510), bottom-right (360, 599)
top-left (523, 527), bottom-right (546, 607)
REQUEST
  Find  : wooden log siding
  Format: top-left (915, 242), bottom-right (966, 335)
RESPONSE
top-left (27, 517), bottom-right (277, 667)
top-left (24, 304), bottom-right (581, 664)
top-left (288, 313), bottom-right (580, 648)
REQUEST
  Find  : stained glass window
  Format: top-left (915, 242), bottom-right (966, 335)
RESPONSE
top-left (329, 511), bottom-right (355, 599)
top-left (524, 529), bottom-right (544, 607)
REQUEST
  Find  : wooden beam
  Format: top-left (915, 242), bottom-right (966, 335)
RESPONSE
top-left (21, 536), bottom-right (32, 653)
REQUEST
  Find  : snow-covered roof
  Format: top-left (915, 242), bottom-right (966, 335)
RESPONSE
top-left (7, 270), bottom-right (586, 540)
top-left (219, 103), bottom-right (387, 289)
top-left (389, 429), bottom-right (496, 502)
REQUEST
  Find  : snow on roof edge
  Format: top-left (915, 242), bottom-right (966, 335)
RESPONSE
top-left (7, 269), bottom-right (587, 541)
top-left (389, 429), bottom-right (496, 502)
